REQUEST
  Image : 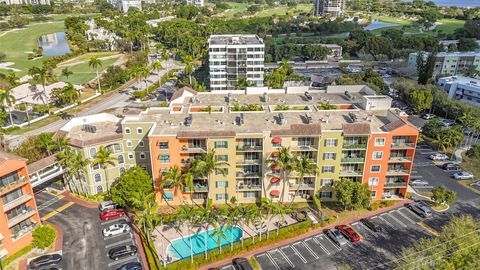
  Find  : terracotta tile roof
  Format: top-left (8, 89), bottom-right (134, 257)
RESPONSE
top-left (271, 124), bottom-right (322, 136)
top-left (177, 130), bottom-right (236, 138)
top-left (343, 123), bottom-right (371, 135)
top-left (27, 155), bottom-right (58, 173)
top-left (170, 86), bottom-right (197, 102)
top-left (381, 120), bottom-right (405, 132)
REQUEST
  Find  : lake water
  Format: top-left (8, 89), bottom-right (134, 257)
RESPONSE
top-left (402, 0), bottom-right (480, 7)
top-left (37, 32), bottom-right (71, 57)
top-left (364, 19), bottom-right (400, 31)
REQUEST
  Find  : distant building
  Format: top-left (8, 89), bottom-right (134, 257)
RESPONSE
top-left (109, 0), bottom-right (141, 12)
top-left (314, 0), bottom-right (346, 18)
top-left (439, 40), bottom-right (480, 50)
top-left (187, 0), bottom-right (203, 7)
top-left (438, 75), bottom-right (480, 107)
top-left (408, 51), bottom-right (480, 77)
top-left (85, 19), bottom-right (119, 50)
top-left (208, 35), bottom-right (265, 91)
top-left (1, 0), bottom-right (50, 4)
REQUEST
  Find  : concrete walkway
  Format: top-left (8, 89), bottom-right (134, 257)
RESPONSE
top-left (454, 147), bottom-right (468, 163)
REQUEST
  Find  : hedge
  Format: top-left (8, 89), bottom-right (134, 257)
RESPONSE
top-left (0, 244), bottom-right (33, 268)
top-left (32, 224), bottom-right (56, 249)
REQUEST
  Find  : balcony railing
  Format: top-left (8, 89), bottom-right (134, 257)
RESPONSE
top-left (341, 157), bottom-right (365, 163)
top-left (180, 146), bottom-right (207, 154)
top-left (3, 194), bottom-right (32, 212)
top-left (389, 156), bottom-right (413, 162)
top-left (7, 207), bottom-right (36, 228)
top-left (386, 169), bottom-right (410, 175)
top-left (236, 159), bottom-right (261, 165)
top-left (236, 145), bottom-right (263, 151)
top-left (183, 185), bottom-right (209, 192)
top-left (339, 170), bottom-right (363, 176)
top-left (291, 145), bottom-right (318, 151)
top-left (384, 182), bottom-right (408, 187)
top-left (236, 171), bottom-right (261, 178)
top-left (0, 176), bottom-right (28, 195)
top-left (289, 183), bottom-right (315, 189)
top-left (391, 142), bottom-right (415, 148)
top-left (342, 143), bottom-right (367, 149)
top-left (11, 222), bottom-right (37, 240)
top-left (236, 184), bottom-right (262, 191)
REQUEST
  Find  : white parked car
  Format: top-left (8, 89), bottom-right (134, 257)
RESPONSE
top-left (429, 153), bottom-right (449, 161)
top-left (103, 223), bottom-right (130, 237)
top-left (453, 171), bottom-right (474, 180)
top-left (99, 201), bottom-right (120, 212)
top-left (422, 114), bottom-right (435, 120)
top-left (441, 119), bottom-right (456, 127)
top-left (410, 179), bottom-right (429, 186)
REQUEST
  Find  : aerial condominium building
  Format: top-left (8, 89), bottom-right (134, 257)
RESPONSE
top-left (408, 51), bottom-right (480, 77)
top-left (0, 151), bottom-right (40, 260)
top-left (208, 35), bottom-right (264, 91)
top-left (437, 75), bottom-right (480, 107)
top-left (314, 0), bottom-right (346, 18)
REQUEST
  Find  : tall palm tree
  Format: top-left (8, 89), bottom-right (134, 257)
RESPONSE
top-left (140, 65), bottom-right (150, 91)
top-left (176, 205), bottom-right (197, 263)
top-left (28, 66), bottom-right (50, 104)
top-left (89, 56), bottom-right (103, 94)
top-left (135, 193), bottom-right (159, 242)
top-left (91, 146), bottom-right (117, 193)
top-left (160, 165), bottom-right (185, 203)
top-left (261, 198), bottom-right (275, 239)
top-left (211, 224), bottom-right (228, 255)
top-left (0, 88), bottom-right (16, 126)
top-left (129, 66), bottom-right (143, 90)
top-left (226, 205), bottom-right (240, 251)
top-left (274, 203), bottom-right (292, 236)
top-left (50, 135), bottom-right (70, 153)
top-left (70, 151), bottom-right (90, 194)
top-left (60, 83), bottom-right (81, 106)
top-left (199, 199), bottom-right (215, 259)
top-left (6, 71), bottom-right (19, 87)
top-left (56, 147), bottom-right (77, 192)
top-left (267, 146), bottom-right (297, 203)
top-left (242, 204), bottom-right (258, 245)
top-left (183, 55), bottom-right (194, 85)
top-left (459, 111), bottom-right (475, 147)
top-left (191, 150), bottom-right (229, 205)
top-left (289, 154), bottom-right (317, 207)
top-left (151, 60), bottom-right (165, 99)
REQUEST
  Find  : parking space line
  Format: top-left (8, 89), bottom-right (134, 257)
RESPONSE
top-left (276, 248), bottom-right (295, 268)
top-left (396, 209), bottom-right (415, 224)
top-left (358, 221), bottom-right (378, 238)
top-left (301, 240), bottom-right (319, 259)
top-left (104, 232), bottom-right (132, 241)
top-left (265, 252), bottom-right (280, 270)
top-left (379, 214), bottom-right (394, 228)
top-left (37, 194), bottom-right (65, 211)
top-left (107, 255), bottom-right (138, 267)
top-left (388, 211), bottom-right (408, 228)
top-left (312, 236), bottom-right (330, 255)
top-left (294, 242), bottom-right (319, 259)
top-left (322, 234), bottom-right (342, 251)
top-left (105, 238), bottom-right (133, 249)
top-left (290, 245), bottom-right (307, 263)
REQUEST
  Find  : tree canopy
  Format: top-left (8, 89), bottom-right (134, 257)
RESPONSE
top-left (110, 166), bottom-right (154, 211)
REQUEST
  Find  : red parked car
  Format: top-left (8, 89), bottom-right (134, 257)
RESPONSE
top-left (336, 225), bottom-right (361, 242)
top-left (100, 209), bottom-right (126, 221)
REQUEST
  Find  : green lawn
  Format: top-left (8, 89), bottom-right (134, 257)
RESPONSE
top-left (370, 16), bottom-right (465, 36)
top-left (222, 3), bottom-right (311, 19)
top-left (436, 18), bottom-right (465, 34)
top-left (55, 55), bottom-right (120, 85)
top-left (0, 21), bottom-right (65, 76)
top-left (371, 15), bottom-right (412, 26)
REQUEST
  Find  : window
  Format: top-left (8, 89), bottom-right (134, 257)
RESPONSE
top-left (107, 143), bottom-right (122, 153)
top-left (216, 193), bottom-right (228, 201)
top-left (126, 140), bottom-right (132, 147)
top-left (124, 128), bottom-right (130, 134)
top-left (371, 190), bottom-right (377, 197)
top-left (118, 155), bottom-right (124, 164)
top-left (322, 166), bottom-right (335, 173)
top-left (137, 128), bottom-right (143, 134)
top-left (97, 186), bottom-right (103, 193)
top-left (374, 138), bottom-right (385, 146)
top-left (216, 181), bottom-right (228, 188)
top-left (298, 137), bottom-right (314, 146)
top-left (140, 153), bottom-right (146, 159)
top-left (141, 165), bottom-right (147, 170)
top-left (368, 177), bottom-right (379, 186)
top-left (214, 141), bottom-right (228, 148)
top-left (128, 152), bottom-right (134, 159)
top-left (216, 155), bottom-right (228, 162)
top-left (370, 165), bottom-right (381, 173)
top-left (92, 163), bottom-right (100, 170)
top-left (163, 193), bottom-right (173, 202)
top-left (120, 167), bottom-right (125, 174)
top-left (89, 147), bottom-right (96, 158)
top-left (94, 174), bottom-right (101, 182)
top-left (321, 179), bottom-right (333, 186)
top-left (159, 142), bottom-right (168, 150)
top-left (320, 191), bottom-right (332, 198)
top-left (324, 138), bottom-right (338, 147)
top-left (244, 191), bottom-right (257, 198)
top-left (159, 154), bottom-right (170, 163)
top-left (323, 153), bottom-right (336, 160)
top-left (139, 140), bottom-right (145, 147)
top-left (215, 168), bottom-right (228, 175)
top-left (372, 151), bottom-right (383, 160)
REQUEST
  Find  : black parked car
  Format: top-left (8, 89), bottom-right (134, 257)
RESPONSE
top-left (360, 218), bottom-right (383, 233)
top-left (108, 245), bottom-right (138, 261)
top-left (232, 257), bottom-right (254, 270)
top-left (441, 162), bottom-right (461, 171)
top-left (28, 254), bottom-right (62, 269)
top-left (116, 262), bottom-right (142, 270)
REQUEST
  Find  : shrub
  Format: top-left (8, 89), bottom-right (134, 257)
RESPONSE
top-left (380, 200), bottom-right (396, 208)
top-left (0, 244), bottom-right (33, 268)
top-left (368, 202), bottom-right (380, 211)
top-left (32, 224), bottom-right (56, 249)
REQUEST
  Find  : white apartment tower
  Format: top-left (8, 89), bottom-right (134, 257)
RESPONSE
top-left (314, 0), bottom-right (346, 18)
top-left (208, 35), bottom-right (264, 91)
top-left (187, 0), bottom-right (204, 7)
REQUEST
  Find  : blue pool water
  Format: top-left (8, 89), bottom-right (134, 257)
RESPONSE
top-left (167, 226), bottom-right (243, 260)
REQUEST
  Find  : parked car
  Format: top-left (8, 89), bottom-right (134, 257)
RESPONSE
top-left (336, 225), bottom-right (361, 242)
top-left (406, 202), bottom-right (432, 218)
top-left (422, 114), bottom-right (435, 120)
top-left (29, 254), bottom-right (62, 269)
top-left (232, 257), bottom-right (254, 270)
top-left (441, 119), bottom-right (456, 127)
top-left (116, 262), bottom-right (142, 270)
top-left (441, 162), bottom-right (461, 171)
top-left (108, 245), bottom-right (138, 261)
top-left (470, 180), bottom-right (480, 187)
top-left (325, 228), bottom-right (349, 246)
top-left (103, 223), bottom-right (130, 237)
top-left (360, 218), bottom-right (383, 233)
top-left (382, 190), bottom-right (393, 199)
top-left (291, 211), bottom-right (307, 222)
top-left (99, 201), bottom-right (120, 212)
top-left (100, 209), bottom-right (126, 221)
top-left (429, 153), bottom-right (449, 161)
top-left (453, 171), bottom-right (474, 180)
top-left (410, 179), bottom-right (429, 186)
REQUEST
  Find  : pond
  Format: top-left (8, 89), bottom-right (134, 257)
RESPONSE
top-left (37, 32), bottom-right (71, 56)
top-left (364, 20), bottom-right (400, 31)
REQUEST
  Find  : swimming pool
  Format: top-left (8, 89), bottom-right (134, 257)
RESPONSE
top-left (167, 226), bottom-right (243, 260)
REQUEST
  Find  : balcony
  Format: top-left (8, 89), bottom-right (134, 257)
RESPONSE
top-left (183, 184), bottom-right (209, 192)
top-left (341, 157), bottom-right (365, 163)
top-left (339, 170), bottom-right (363, 176)
top-left (7, 207), bottom-right (36, 228)
top-left (236, 145), bottom-right (263, 152)
top-left (384, 182), bottom-right (408, 187)
top-left (236, 159), bottom-right (261, 165)
top-left (289, 183), bottom-right (315, 190)
top-left (180, 146), bottom-right (207, 154)
top-left (391, 142), bottom-right (415, 149)
top-left (237, 184), bottom-right (262, 191)
top-left (386, 169), bottom-right (410, 175)
top-left (236, 171), bottom-right (261, 178)
top-left (342, 143), bottom-right (367, 149)
top-left (11, 222), bottom-right (37, 240)
top-left (389, 156), bottom-right (413, 162)
top-left (291, 145), bottom-right (318, 151)
top-left (3, 194), bottom-right (33, 212)
top-left (0, 176), bottom-right (28, 195)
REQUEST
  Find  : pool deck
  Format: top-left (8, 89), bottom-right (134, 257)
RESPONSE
top-left (152, 214), bottom-right (298, 264)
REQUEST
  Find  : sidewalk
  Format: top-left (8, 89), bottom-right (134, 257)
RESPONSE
top-left (199, 199), bottom-right (411, 270)
top-left (454, 147), bottom-right (468, 163)
top-left (61, 191), bottom-right (98, 209)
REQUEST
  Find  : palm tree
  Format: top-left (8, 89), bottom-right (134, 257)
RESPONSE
top-left (51, 135), bottom-right (70, 152)
top-left (211, 224), bottom-right (228, 254)
top-left (433, 132), bottom-right (450, 152)
top-left (191, 150), bottom-right (229, 205)
top-left (61, 67), bottom-right (73, 80)
top-left (267, 146), bottom-right (297, 203)
top-left (226, 205), bottom-right (240, 251)
top-left (60, 83), bottom-right (81, 106)
top-left (160, 165), bottom-right (185, 203)
top-left (129, 66), bottom-right (143, 90)
top-left (91, 146), bottom-right (117, 193)
top-left (6, 71), bottom-right (19, 87)
top-left (89, 56), bottom-right (103, 94)
top-left (199, 199), bottom-right (215, 259)
top-left (56, 147), bottom-right (77, 192)
top-left (261, 198), bottom-right (275, 239)
top-left (274, 203), bottom-right (292, 236)
top-left (140, 65), bottom-right (150, 91)
top-left (0, 88), bottom-right (16, 126)
top-left (135, 193), bottom-right (159, 242)
top-left (151, 60), bottom-right (165, 99)
top-left (242, 204), bottom-right (258, 245)
top-left (37, 133), bottom-right (55, 155)
top-left (176, 205), bottom-right (197, 263)
top-left (70, 151), bottom-right (90, 194)
top-left (289, 154), bottom-right (317, 207)
top-left (183, 55), bottom-right (194, 85)
top-left (459, 111), bottom-right (475, 147)
top-left (28, 66), bottom-right (50, 104)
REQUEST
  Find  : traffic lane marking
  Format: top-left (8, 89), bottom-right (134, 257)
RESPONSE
top-left (42, 201), bottom-right (74, 221)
